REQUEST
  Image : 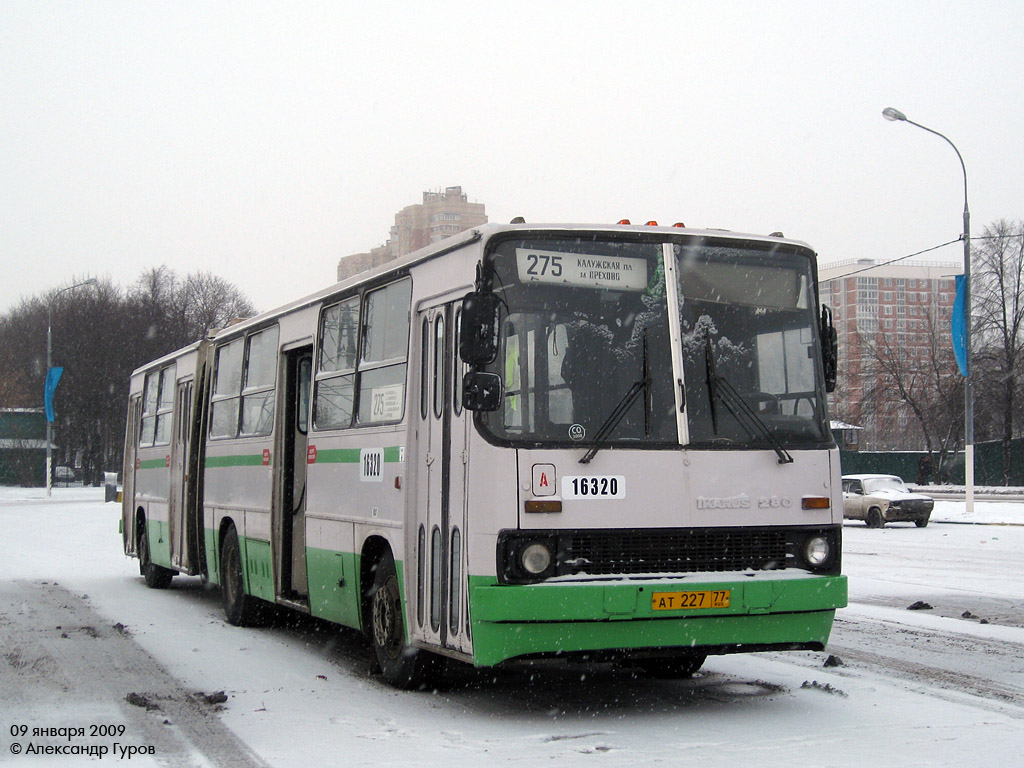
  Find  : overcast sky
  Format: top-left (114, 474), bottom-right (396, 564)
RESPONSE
top-left (2, 1), bottom-right (1021, 314)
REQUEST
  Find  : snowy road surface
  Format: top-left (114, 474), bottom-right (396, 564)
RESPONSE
top-left (1, 488), bottom-right (1022, 766)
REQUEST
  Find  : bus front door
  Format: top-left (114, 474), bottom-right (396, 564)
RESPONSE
top-left (414, 302), bottom-right (471, 656)
top-left (275, 346), bottom-right (312, 602)
top-left (122, 395), bottom-right (142, 556)
top-left (169, 379), bottom-right (193, 571)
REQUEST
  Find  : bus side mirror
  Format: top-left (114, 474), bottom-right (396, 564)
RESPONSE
top-left (462, 371), bottom-right (502, 411)
top-left (820, 305), bottom-right (838, 393)
top-left (459, 292), bottom-right (500, 365)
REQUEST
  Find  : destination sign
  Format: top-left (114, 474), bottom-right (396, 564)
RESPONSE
top-left (515, 248), bottom-right (648, 291)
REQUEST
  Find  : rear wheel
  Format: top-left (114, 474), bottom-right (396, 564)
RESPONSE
top-left (368, 551), bottom-right (438, 689)
top-left (137, 516), bottom-right (173, 589)
top-left (220, 525), bottom-right (265, 626)
top-left (866, 507), bottom-right (884, 528)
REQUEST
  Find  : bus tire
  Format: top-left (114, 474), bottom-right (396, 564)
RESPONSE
top-left (867, 508), bottom-right (884, 528)
top-left (220, 525), bottom-right (265, 627)
top-left (137, 515), bottom-right (173, 589)
top-left (368, 550), bottom-right (437, 689)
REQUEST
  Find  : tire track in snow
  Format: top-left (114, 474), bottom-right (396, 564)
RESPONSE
top-left (823, 609), bottom-right (1024, 717)
top-left (0, 581), bottom-right (273, 768)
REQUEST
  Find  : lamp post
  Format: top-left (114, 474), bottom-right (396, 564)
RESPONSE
top-left (45, 277), bottom-right (98, 496)
top-left (882, 107), bottom-right (974, 514)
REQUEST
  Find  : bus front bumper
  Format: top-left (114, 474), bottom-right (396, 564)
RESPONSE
top-left (468, 573), bottom-right (847, 667)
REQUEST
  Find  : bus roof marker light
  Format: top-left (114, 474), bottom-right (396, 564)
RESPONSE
top-left (645, 221), bottom-right (658, 226)
top-left (672, 222), bottom-right (686, 227)
top-left (617, 219), bottom-right (631, 225)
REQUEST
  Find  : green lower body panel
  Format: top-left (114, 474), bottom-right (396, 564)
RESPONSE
top-left (306, 547), bottom-right (362, 629)
top-left (204, 527), bottom-right (220, 585)
top-left (242, 539), bottom-right (274, 601)
top-left (468, 574), bottom-right (847, 667)
top-left (146, 518), bottom-right (171, 567)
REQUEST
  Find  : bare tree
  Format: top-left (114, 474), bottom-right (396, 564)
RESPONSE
top-left (0, 268), bottom-right (255, 486)
top-left (856, 307), bottom-right (963, 474)
top-left (128, 267), bottom-right (255, 347)
top-left (971, 219), bottom-right (1024, 484)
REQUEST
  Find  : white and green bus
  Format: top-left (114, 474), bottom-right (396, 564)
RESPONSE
top-left (122, 221), bottom-right (847, 687)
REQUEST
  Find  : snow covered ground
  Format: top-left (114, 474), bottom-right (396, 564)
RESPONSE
top-left (1, 487), bottom-right (1022, 766)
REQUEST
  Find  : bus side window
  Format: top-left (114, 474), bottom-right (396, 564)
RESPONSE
top-left (154, 366), bottom-right (175, 445)
top-left (420, 317), bottom-right (429, 420)
top-left (314, 296), bottom-right (359, 430)
top-left (357, 278), bottom-right (412, 425)
top-left (240, 326), bottom-right (279, 436)
top-left (210, 339), bottom-right (244, 439)
top-left (433, 315), bottom-right (445, 419)
top-left (453, 309), bottom-right (464, 416)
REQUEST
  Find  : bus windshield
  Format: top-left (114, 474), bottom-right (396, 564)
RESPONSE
top-left (675, 241), bottom-right (830, 448)
top-left (476, 234), bottom-right (830, 450)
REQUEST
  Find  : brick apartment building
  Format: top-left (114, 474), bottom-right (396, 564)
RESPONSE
top-left (337, 186), bottom-right (487, 281)
top-left (818, 258), bottom-right (960, 450)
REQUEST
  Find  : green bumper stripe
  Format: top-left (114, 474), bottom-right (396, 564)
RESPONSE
top-left (138, 458), bottom-right (167, 470)
top-left (468, 575), bottom-right (847, 666)
top-left (470, 610), bottom-right (839, 667)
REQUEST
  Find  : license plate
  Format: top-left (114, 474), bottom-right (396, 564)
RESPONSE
top-left (651, 590), bottom-right (730, 611)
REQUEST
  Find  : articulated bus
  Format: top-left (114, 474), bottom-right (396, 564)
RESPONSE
top-left (122, 221), bottom-right (847, 687)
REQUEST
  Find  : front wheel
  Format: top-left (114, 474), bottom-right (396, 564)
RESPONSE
top-left (368, 551), bottom-right (438, 689)
top-left (220, 525), bottom-right (265, 626)
top-left (137, 517), bottom-right (173, 589)
top-left (915, 516), bottom-right (930, 528)
top-left (866, 508), bottom-right (884, 528)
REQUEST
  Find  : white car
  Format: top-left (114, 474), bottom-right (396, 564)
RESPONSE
top-left (841, 474), bottom-right (934, 528)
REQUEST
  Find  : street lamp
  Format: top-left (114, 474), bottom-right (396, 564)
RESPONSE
top-left (45, 277), bottom-right (98, 496)
top-left (882, 107), bottom-right (974, 513)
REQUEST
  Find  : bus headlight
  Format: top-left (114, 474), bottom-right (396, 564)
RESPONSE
top-left (804, 536), bottom-right (831, 567)
top-left (521, 542), bottom-right (553, 575)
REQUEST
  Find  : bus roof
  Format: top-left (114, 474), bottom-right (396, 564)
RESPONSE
top-left (135, 222), bottom-right (815, 363)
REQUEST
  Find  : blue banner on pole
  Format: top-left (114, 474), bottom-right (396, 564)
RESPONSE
top-left (951, 275), bottom-right (968, 377)
top-left (44, 366), bottom-right (64, 422)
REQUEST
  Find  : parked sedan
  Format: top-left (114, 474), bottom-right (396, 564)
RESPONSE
top-left (841, 474), bottom-right (934, 528)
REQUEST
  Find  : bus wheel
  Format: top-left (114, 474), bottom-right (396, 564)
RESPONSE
top-left (137, 516), bottom-right (173, 589)
top-left (867, 508), bottom-right (884, 528)
top-left (368, 551), bottom-right (437, 689)
top-left (220, 525), bottom-right (264, 627)
top-left (635, 652), bottom-right (707, 678)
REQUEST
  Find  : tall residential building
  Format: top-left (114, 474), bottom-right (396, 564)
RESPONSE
top-left (818, 258), bottom-right (960, 450)
top-left (338, 186), bottom-right (487, 281)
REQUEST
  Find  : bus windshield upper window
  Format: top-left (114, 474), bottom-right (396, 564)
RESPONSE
top-left (674, 242), bottom-right (828, 448)
top-left (478, 238), bottom-right (677, 447)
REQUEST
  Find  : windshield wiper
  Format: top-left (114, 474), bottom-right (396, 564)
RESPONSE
top-left (704, 336), bottom-right (793, 465)
top-left (579, 332), bottom-right (651, 464)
